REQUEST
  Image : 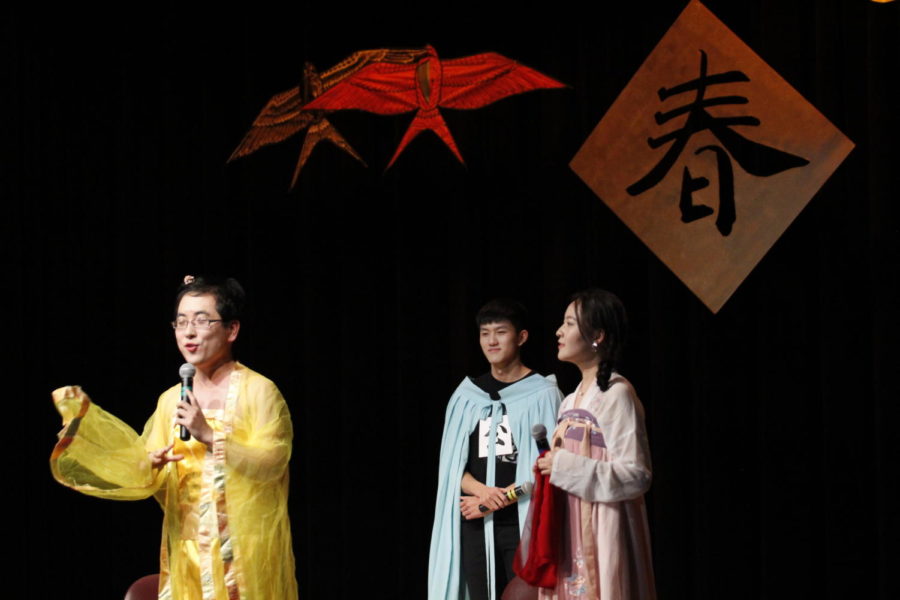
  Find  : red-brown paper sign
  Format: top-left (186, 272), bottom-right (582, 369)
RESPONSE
top-left (571, 0), bottom-right (854, 313)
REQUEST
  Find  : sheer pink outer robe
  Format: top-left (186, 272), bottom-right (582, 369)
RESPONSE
top-left (540, 375), bottom-right (656, 600)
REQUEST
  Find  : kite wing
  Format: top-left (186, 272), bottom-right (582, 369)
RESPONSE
top-left (228, 86), bottom-right (316, 161)
top-left (438, 52), bottom-right (565, 109)
top-left (303, 61), bottom-right (423, 115)
top-left (318, 48), bottom-right (427, 91)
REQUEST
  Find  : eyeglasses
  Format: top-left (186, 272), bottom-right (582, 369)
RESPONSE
top-left (171, 316), bottom-right (225, 330)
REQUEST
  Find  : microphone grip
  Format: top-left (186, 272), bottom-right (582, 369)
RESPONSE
top-left (478, 483), bottom-right (529, 512)
top-left (179, 377), bottom-right (192, 441)
top-left (535, 437), bottom-right (551, 454)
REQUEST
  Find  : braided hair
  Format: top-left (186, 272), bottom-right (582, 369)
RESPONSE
top-left (571, 288), bottom-right (628, 392)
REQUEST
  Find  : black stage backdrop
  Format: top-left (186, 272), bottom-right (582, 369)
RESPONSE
top-left (8, 1), bottom-right (898, 598)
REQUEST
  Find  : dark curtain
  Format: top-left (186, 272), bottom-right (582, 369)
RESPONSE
top-left (9, 1), bottom-right (898, 598)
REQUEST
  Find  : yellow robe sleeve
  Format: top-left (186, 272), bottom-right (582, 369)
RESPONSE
top-left (219, 370), bottom-right (297, 600)
top-left (221, 373), bottom-right (293, 482)
top-left (50, 385), bottom-right (168, 500)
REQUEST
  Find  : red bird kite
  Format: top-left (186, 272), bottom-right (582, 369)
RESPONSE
top-left (304, 45), bottom-right (566, 168)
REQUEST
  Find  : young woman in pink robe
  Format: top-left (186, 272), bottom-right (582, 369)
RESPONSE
top-left (536, 289), bottom-right (656, 599)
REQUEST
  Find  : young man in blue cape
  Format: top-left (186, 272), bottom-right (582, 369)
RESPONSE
top-left (428, 299), bottom-right (562, 600)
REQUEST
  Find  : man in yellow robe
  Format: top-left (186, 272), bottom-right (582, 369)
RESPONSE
top-left (51, 276), bottom-right (298, 599)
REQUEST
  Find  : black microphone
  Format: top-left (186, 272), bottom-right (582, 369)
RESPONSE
top-left (179, 363), bottom-right (196, 441)
top-left (532, 423), bottom-right (551, 453)
top-left (478, 481), bottom-right (534, 513)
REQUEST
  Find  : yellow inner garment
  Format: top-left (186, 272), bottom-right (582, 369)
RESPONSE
top-left (171, 412), bottom-right (228, 600)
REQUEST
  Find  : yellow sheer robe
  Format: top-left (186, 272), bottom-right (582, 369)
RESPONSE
top-left (50, 363), bottom-right (298, 600)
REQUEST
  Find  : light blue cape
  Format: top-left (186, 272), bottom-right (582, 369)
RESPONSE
top-left (428, 374), bottom-right (562, 600)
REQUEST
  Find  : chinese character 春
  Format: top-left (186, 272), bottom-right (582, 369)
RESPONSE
top-left (628, 50), bottom-right (809, 236)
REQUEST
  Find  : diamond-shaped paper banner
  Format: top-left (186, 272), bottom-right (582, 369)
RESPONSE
top-left (571, 0), bottom-right (854, 313)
